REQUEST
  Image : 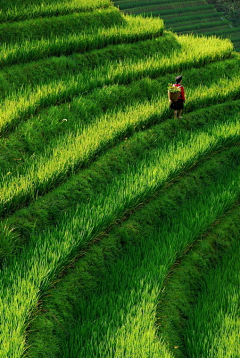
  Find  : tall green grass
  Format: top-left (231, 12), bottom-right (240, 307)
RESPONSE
top-left (0, 2), bottom-right (239, 358)
top-left (0, 32), bottom-right (178, 99)
top-left (1, 56), bottom-right (239, 179)
top-left (0, 7), bottom-right (124, 44)
top-left (174, 20), bottom-right (229, 32)
top-left (0, 100), bottom-right (238, 260)
top-left (0, 15), bottom-right (164, 68)
top-left (0, 0), bottom-right (111, 22)
top-left (0, 115), bottom-right (239, 358)
top-left (164, 11), bottom-right (224, 24)
top-left (202, 26), bottom-right (240, 36)
top-left (44, 151), bottom-right (240, 358)
top-left (0, 34), bottom-right (233, 134)
top-left (156, 199), bottom-right (240, 358)
top-left (123, 1), bottom-right (208, 15)
top-left (117, 0), bottom-right (202, 10)
top-left (24, 143), bottom-right (240, 358)
top-left (185, 235), bottom-right (240, 358)
top-left (1, 72), bottom-right (240, 217)
top-left (141, 5), bottom-right (215, 17)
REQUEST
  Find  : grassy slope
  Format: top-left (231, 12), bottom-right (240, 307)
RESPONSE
top-left (114, 0), bottom-right (240, 51)
top-left (0, 1), bottom-right (239, 357)
top-left (157, 199), bottom-right (240, 358)
top-left (185, 226), bottom-right (240, 358)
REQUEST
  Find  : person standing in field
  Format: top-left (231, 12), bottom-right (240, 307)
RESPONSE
top-left (169, 75), bottom-right (185, 119)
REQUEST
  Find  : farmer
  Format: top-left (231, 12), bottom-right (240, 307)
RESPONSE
top-left (169, 75), bottom-right (185, 119)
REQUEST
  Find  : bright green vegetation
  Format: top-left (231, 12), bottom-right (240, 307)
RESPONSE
top-left (114, 0), bottom-right (240, 51)
top-left (0, 100), bottom-right (238, 259)
top-left (185, 219), bottom-right (240, 358)
top-left (155, 197), bottom-right (240, 358)
top-left (0, 32), bottom-right (178, 98)
top-left (61, 160), bottom-right (240, 358)
top-left (1, 111), bottom-right (240, 357)
top-left (0, 15), bottom-right (164, 68)
top-left (0, 35), bottom-right (233, 132)
top-left (0, 7), bottom-right (125, 44)
top-left (0, 0), bottom-right (111, 22)
top-left (1, 50), bottom-right (238, 216)
top-left (26, 144), bottom-right (240, 358)
top-left (0, 0), bottom-right (240, 357)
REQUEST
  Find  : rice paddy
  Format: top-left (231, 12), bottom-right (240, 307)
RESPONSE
top-left (115, 0), bottom-right (240, 51)
top-left (0, 0), bottom-right (239, 357)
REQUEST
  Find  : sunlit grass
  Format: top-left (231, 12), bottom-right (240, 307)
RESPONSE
top-left (0, 0), bottom-right (111, 22)
top-left (0, 15), bottom-right (164, 68)
top-left (0, 113), bottom-right (239, 358)
top-left (1, 76), bottom-right (239, 216)
top-left (0, 34), bottom-right (233, 134)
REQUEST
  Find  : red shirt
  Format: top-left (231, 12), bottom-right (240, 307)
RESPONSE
top-left (173, 83), bottom-right (185, 101)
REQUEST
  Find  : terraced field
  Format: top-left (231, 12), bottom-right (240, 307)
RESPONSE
top-left (114, 0), bottom-right (240, 51)
top-left (0, 1), bottom-right (239, 357)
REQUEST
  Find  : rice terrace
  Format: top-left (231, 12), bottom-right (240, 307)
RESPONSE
top-left (0, 0), bottom-right (239, 357)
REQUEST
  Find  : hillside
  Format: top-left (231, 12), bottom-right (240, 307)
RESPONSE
top-left (114, 0), bottom-right (240, 51)
top-left (0, 1), bottom-right (239, 358)
top-left (209, 0), bottom-right (240, 26)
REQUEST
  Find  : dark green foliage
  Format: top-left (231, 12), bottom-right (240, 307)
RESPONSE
top-left (208, 0), bottom-right (240, 25)
top-left (1, 56), bottom-right (238, 177)
top-left (0, 8), bottom-right (124, 44)
top-left (117, 0), bottom-right (171, 10)
top-left (0, 57), bottom-right (238, 180)
top-left (25, 143), bottom-right (240, 358)
top-left (174, 20), bottom-right (229, 32)
top-left (141, 5), bottom-right (215, 17)
top-left (0, 32), bottom-right (177, 98)
top-left (156, 202), bottom-right (240, 358)
top-left (1, 100), bottom-right (239, 260)
top-left (164, 11), bottom-right (223, 24)
top-left (0, 2), bottom-right (239, 355)
top-left (116, 0), bottom-right (240, 52)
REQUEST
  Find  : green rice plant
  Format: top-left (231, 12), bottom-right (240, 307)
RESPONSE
top-left (185, 235), bottom-right (240, 358)
top-left (167, 14), bottom-right (227, 27)
top-left (1, 71), bottom-right (240, 217)
top-left (1, 61), bottom-right (240, 212)
top-left (123, 1), bottom-right (208, 15)
top-left (0, 15), bottom-right (164, 68)
top-left (0, 34), bottom-right (233, 135)
top-left (142, 5), bottom-right (215, 17)
top-left (0, 32), bottom-right (179, 99)
top-left (164, 11), bottom-right (224, 24)
top-left (2, 55), bottom-right (238, 177)
top-left (27, 146), bottom-right (240, 358)
top-left (0, 99), bottom-right (238, 260)
top-left (0, 77), bottom-right (165, 176)
top-left (0, 0), bottom-right (111, 23)
top-left (174, 20), bottom-right (230, 33)
top-left (117, 0), bottom-right (197, 10)
top-left (117, 0), bottom-right (177, 10)
top-left (0, 54), bottom-right (238, 181)
top-left (0, 7), bottom-right (124, 44)
top-left (0, 114), bottom-right (240, 358)
top-left (60, 174), bottom-right (240, 358)
top-left (0, 0), bottom-right (71, 7)
top-left (0, 97), bottom-right (238, 259)
top-left (168, 83), bottom-right (181, 92)
top-left (203, 26), bottom-right (240, 36)
top-left (156, 199), bottom-right (240, 358)
top-left (24, 144), bottom-right (240, 358)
